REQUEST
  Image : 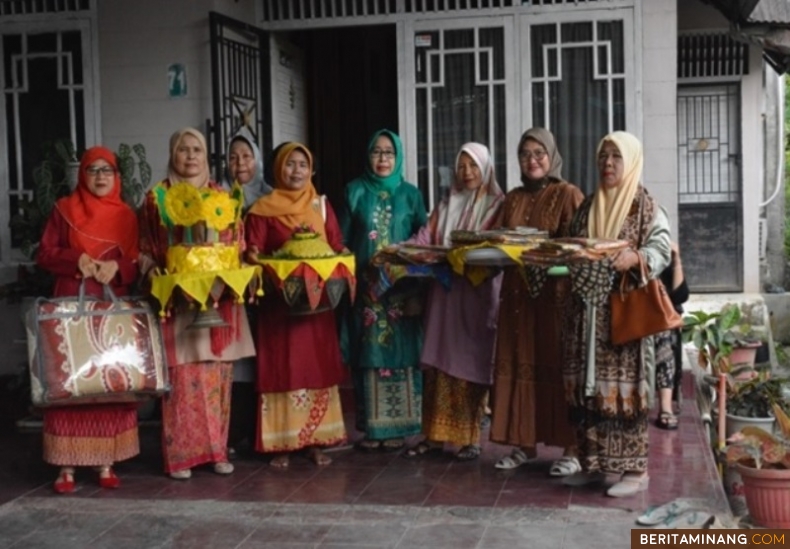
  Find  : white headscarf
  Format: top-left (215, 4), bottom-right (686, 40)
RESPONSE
top-left (434, 142), bottom-right (505, 246)
top-left (588, 131), bottom-right (644, 239)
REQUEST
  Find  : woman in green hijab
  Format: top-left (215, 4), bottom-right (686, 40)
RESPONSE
top-left (339, 129), bottom-right (427, 451)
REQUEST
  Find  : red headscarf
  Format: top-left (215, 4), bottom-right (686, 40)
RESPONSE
top-left (55, 146), bottom-right (139, 259)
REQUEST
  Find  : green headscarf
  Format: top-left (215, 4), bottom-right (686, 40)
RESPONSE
top-left (360, 129), bottom-right (404, 193)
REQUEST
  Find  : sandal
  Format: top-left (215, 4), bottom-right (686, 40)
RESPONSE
top-left (381, 438), bottom-right (405, 452)
top-left (606, 473), bottom-right (649, 498)
top-left (404, 441), bottom-right (442, 459)
top-left (549, 456), bottom-right (582, 477)
top-left (355, 439), bottom-right (382, 452)
top-left (213, 462), bottom-right (234, 475)
top-left (270, 454), bottom-right (290, 469)
top-left (456, 444), bottom-right (481, 461)
top-left (655, 411), bottom-right (679, 430)
top-left (53, 468), bottom-right (75, 494)
top-left (306, 447), bottom-right (332, 466)
top-left (494, 448), bottom-right (532, 470)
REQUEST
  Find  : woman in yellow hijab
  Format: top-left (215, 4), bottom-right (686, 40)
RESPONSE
top-left (245, 142), bottom-right (347, 469)
top-left (562, 131), bottom-right (671, 498)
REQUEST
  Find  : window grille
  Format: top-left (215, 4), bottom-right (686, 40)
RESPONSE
top-left (678, 32), bottom-right (749, 78)
top-left (0, 0), bottom-right (90, 17)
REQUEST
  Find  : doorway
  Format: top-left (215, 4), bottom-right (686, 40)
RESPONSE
top-left (299, 25), bottom-right (398, 210)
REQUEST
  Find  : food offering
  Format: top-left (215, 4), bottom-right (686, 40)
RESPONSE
top-left (520, 237), bottom-right (630, 266)
top-left (252, 224), bottom-right (356, 315)
top-left (447, 228), bottom-right (549, 269)
top-left (149, 182), bottom-right (263, 323)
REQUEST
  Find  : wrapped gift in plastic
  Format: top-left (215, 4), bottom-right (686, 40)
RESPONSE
top-left (26, 285), bottom-right (169, 406)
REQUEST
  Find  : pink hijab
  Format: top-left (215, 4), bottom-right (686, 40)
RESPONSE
top-left (434, 142), bottom-right (505, 246)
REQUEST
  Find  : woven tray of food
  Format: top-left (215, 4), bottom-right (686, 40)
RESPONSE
top-left (371, 244), bottom-right (449, 266)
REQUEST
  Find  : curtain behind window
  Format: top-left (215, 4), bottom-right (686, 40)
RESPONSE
top-left (531, 21), bottom-right (625, 194)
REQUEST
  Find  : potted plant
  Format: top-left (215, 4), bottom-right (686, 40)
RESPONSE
top-left (725, 406), bottom-right (790, 528)
top-left (683, 305), bottom-right (764, 375)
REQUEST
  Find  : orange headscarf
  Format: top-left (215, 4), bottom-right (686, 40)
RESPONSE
top-left (55, 146), bottom-right (139, 259)
top-left (246, 142), bottom-right (326, 238)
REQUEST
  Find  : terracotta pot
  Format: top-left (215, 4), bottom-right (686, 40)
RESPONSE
top-left (729, 343), bottom-right (761, 368)
top-left (736, 464), bottom-right (790, 528)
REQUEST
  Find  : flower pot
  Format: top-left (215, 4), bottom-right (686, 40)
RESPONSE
top-left (725, 413), bottom-right (775, 438)
top-left (729, 342), bottom-right (761, 368)
top-left (736, 464), bottom-right (790, 528)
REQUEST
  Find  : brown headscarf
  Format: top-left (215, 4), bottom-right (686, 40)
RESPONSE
top-left (55, 146), bottom-right (139, 259)
top-left (167, 127), bottom-right (210, 188)
top-left (246, 142), bottom-right (326, 238)
top-left (518, 127), bottom-right (564, 183)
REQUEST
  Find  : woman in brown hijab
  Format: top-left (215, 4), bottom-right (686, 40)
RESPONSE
top-left (489, 128), bottom-right (584, 475)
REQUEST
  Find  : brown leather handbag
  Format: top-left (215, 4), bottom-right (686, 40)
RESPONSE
top-left (609, 252), bottom-right (683, 346)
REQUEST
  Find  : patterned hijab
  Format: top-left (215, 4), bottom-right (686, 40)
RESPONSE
top-left (518, 127), bottom-right (564, 183)
top-left (434, 142), bottom-right (505, 246)
top-left (55, 146), bottom-right (139, 259)
top-left (359, 129), bottom-right (404, 193)
top-left (167, 127), bottom-right (210, 188)
top-left (588, 131), bottom-right (644, 239)
top-left (246, 142), bottom-right (326, 238)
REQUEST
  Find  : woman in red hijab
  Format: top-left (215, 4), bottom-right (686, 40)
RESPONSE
top-left (36, 146), bottom-right (141, 493)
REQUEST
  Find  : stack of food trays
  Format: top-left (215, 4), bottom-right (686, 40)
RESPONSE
top-left (520, 237), bottom-right (630, 266)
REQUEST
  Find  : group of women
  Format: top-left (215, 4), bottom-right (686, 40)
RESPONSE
top-left (36, 123), bottom-right (676, 500)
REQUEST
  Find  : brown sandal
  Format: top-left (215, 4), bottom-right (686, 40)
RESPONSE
top-left (655, 411), bottom-right (678, 430)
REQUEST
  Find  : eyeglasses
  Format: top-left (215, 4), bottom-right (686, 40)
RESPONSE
top-left (370, 149), bottom-right (395, 160)
top-left (85, 166), bottom-right (116, 177)
top-left (518, 150), bottom-right (548, 162)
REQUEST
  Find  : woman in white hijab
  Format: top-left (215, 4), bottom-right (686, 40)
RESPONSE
top-left (562, 131), bottom-right (671, 497)
top-left (404, 142), bottom-right (505, 461)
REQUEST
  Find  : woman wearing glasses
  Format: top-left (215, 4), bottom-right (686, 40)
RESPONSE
top-left (489, 128), bottom-right (584, 475)
top-left (340, 129), bottom-right (427, 452)
top-left (36, 146), bottom-right (141, 493)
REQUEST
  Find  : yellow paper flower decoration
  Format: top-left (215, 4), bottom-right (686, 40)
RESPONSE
top-left (164, 183), bottom-right (203, 227)
top-left (202, 191), bottom-right (239, 231)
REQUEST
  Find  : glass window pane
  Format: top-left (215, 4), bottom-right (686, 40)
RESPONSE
top-left (561, 22), bottom-right (592, 43)
top-left (532, 83), bottom-right (545, 127)
top-left (480, 27), bottom-right (504, 80)
top-left (445, 29), bottom-right (473, 49)
top-left (530, 24), bottom-right (556, 78)
top-left (598, 21), bottom-right (624, 74)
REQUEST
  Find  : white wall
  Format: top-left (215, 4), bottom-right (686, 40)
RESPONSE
top-left (96, 0), bottom-right (257, 185)
top-left (641, 0), bottom-right (678, 236)
top-left (270, 34), bottom-right (308, 146)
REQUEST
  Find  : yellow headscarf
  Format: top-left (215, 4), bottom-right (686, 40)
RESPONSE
top-left (588, 131), bottom-right (643, 239)
top-left (246, 142), bottom-right (326, 238)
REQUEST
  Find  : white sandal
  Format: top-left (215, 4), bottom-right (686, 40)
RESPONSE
top-left (213, 462), bottom-right (234, 475)
top-left (494, 448), bottom-right (532, 470)
top-left (606, 474), bottom-right (649, 497)
top-left (549, 456), bottom-right (581, 477)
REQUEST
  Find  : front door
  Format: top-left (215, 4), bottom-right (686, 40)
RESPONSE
top-left (677, 84), bottom-right (742, 292)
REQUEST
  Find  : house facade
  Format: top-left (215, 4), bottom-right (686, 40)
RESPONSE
top-left (0, 0), bottom-right (784, 294)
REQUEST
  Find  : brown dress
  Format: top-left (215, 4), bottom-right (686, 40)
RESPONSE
top-left (489, 181), bottom-right (584, 450)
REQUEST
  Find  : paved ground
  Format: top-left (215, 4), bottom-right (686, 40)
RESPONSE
top-left (0, 380), bottom-right (729, 549)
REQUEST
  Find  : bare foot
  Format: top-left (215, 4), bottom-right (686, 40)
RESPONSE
top-left (270, 454), bottom-right (290, 468)
top-left (306, 447), bottom-right (332, 466)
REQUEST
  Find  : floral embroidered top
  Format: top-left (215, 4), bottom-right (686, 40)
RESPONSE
top-left (339, 177), bottom-right (427, 371)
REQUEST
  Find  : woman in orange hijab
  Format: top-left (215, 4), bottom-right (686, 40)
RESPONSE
top-left (36, 146), bottom-right (141, 493)
top-left (245, 142), bottom-right (347, 468)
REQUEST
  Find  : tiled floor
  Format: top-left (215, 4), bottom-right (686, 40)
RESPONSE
top-left (0, 378), bottom-right (730, 548)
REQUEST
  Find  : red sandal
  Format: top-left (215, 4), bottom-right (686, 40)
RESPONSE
top-left (98, 467), bottom-right (120, 489)
top-left (53, 469), bottom-right (75, 494)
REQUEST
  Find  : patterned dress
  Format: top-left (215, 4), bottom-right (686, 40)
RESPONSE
top-left (489, 181), bottom-right (583, 450)
top-left (245, 205), bottom-right (348, 453)
top-left (37, 208), bottom-right (140, 467)
top-left (139, 179), bottom-right (255, 473)
top-left (563, 186), bottom-right (670, 474)
top-left (340, 178), bottom-right (427, 440)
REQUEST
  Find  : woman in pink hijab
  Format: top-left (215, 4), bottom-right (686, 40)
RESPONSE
top-left (405, 142), bottom-right (504, 460)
